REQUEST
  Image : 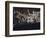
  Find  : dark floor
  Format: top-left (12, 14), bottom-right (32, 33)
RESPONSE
top-left (13, 22), bottom-right (40, 31)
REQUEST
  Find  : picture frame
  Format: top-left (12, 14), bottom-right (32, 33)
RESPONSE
top-left (5, 1), bottom-right (45, 37)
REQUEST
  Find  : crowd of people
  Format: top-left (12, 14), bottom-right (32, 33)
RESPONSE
top-left (13, 8), bottom-right (40, 24)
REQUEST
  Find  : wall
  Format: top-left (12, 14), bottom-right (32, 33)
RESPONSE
top-left (0, 0), bottom-right (46, 38)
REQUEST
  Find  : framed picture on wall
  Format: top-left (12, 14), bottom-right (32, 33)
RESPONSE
top-left (5, 1), bottom-right (45, 37)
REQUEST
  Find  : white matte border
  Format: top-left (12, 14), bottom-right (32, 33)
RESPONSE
top-left (9, 3), bottom-right (44, 35)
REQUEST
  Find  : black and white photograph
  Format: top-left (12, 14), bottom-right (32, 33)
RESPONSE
top-left (13, 7), bottom-right (40, 30)
top-left (5, 1), bottom-right (45, 37)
